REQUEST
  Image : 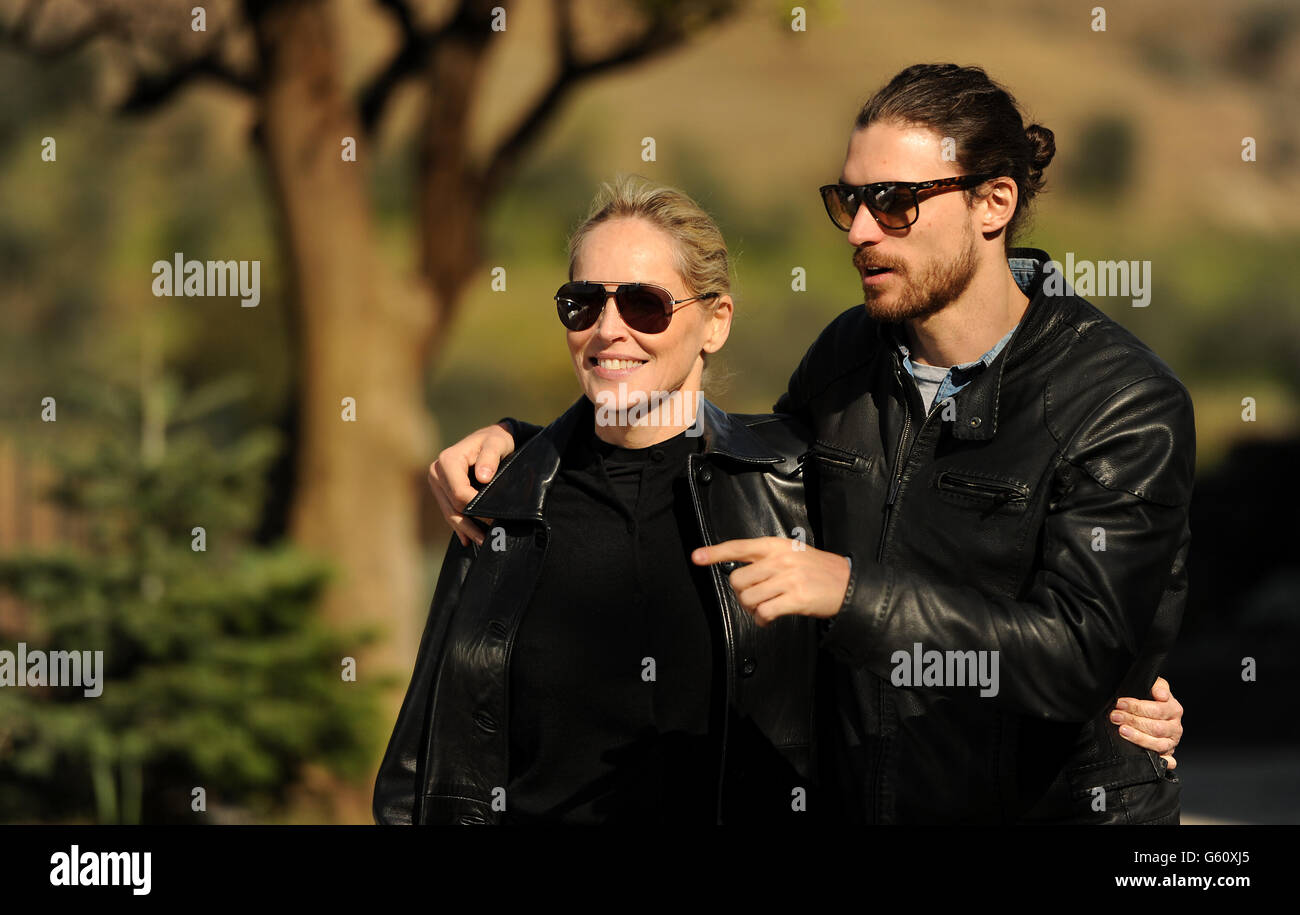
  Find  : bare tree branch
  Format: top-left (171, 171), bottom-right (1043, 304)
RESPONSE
top-left (0, 0), bottom-right (123, 57)
top-left (358, 35), bottom-right (435, 132)
top-left (2, 0), bottom-right (259, 112)
top-left (552, 0), bottom-right (573, 64)
top-left (481, 0), bottom-right (740, 195)
top-left (119, 50), bottom-right (257, 112)
top-left (358, 0), bottom-right (478, 134)
top-left (375, 0), bottom-right (418, 42)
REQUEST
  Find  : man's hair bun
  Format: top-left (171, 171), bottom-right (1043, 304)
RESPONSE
top-left (1025, 124), bottom-right (1056, 182)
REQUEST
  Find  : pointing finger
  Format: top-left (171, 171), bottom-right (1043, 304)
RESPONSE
top-left (693, 537), bottom-right (788, 566)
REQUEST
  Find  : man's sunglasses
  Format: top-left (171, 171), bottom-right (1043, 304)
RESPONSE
top-left (554, 281), bottom-right (719, 334)
top-left (819, 174), bottom-right (996, 230)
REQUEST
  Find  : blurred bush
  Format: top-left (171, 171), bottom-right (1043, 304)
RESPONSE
top-left (0, 373), bottom-right (385, 824)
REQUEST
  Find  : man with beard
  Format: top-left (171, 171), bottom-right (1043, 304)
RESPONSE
top-left (428, 64), bottom-right (1193, 824)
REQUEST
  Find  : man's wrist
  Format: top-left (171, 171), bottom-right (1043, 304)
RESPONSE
top-left (820, 553), bottom-right (891, 664)
top-left (826, 554), bottom-right (852, 630)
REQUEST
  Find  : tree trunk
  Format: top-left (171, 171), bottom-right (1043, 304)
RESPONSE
top-left (251, 0), bottom-right (434, 685)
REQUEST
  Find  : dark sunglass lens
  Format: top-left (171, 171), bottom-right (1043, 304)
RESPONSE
top-left (556, 299), bottom-right (590, 330)
top-left (619, 284), bottom-right (671, 333)
top-left (556, 282), bottom-right (603, 330)
top-left (821, 186), bottom-right (855, 230)
top-left (869, 185), bottom-right (916, 227)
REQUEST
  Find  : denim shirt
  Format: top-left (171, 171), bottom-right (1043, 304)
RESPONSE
top-left (893, 256), bottom-right (1037, 411)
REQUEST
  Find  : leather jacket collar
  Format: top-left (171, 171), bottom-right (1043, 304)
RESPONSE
top-left (464, 394), bottom-right (789, 523)
top-left (876, 246), bottom-right (1066, 443)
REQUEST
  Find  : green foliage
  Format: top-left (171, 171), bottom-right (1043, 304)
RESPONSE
top-left (0, 373), bottom-right (383, 824)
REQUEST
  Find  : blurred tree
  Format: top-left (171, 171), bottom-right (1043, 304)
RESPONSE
top-left (1227, 4), bottom-right (1297, 81)
top-left (0, 370), bottom-right (383, 823)
top-left (0, 0), bottom-right (740, 684)
top-left (1063, 113), bottom-right (1136, 200)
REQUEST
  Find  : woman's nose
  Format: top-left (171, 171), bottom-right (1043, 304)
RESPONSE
top-left (593, 294), bottom-right (627, 337)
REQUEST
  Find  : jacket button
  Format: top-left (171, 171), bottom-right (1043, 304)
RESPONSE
top-left (969, 417), bottom-right (982, 428)
top-left (473, 710), bottom-right (497, 733)
top-left (534, 530), bottom-right (547, 547)
top-left (696, 464), bottom-right (712, 484)
top-left (651, 448), bottom-right (665, 462)
top-left (741, 658), bottom-right (757, 677)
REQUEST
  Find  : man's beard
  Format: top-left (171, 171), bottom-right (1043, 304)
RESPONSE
top-left (854, 228), bottom-right (979, 323)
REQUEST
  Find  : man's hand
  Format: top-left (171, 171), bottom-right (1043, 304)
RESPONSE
top-left (692, 537), bottom-right (851, 626)
top-left (1112, 676), bottom-right (1183, 770)
top-left (428, 422), bottom-right (517, 547)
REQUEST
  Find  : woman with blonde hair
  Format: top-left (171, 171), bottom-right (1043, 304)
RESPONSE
top-left (376, 176), bottom-right (821, 824)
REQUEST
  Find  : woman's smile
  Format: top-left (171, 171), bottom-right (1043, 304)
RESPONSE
top-left (589, 354), bottom-right (649, 379)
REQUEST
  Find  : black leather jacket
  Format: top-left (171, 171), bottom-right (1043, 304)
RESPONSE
top-left (779, 247), bottom-right (1195, 823)
top-left (373, 396), bottom-right (822, 825)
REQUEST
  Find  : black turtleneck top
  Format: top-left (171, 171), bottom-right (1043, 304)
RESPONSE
top-left (504, 424), bottom-right (724, 824)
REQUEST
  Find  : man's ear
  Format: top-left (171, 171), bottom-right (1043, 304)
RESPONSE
top-left (703, 295), bottom-right (734, 354)
top-left (977, 177), bottom-right (1019, 235)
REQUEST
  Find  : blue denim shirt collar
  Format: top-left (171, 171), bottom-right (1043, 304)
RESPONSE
top-left (893, 256), bottom-right (1035, 406)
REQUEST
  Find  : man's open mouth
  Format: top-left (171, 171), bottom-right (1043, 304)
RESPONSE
top-left (863, 266), bottom-right (892, 276)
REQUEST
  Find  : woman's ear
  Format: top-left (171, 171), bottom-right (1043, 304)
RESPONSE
top-left (702, 295), bottom-right (734, 354)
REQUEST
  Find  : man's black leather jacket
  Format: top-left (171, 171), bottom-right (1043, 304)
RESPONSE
top-left (779, 247), bottom-right (1195, 823)
top-left (373, 396), bottom-right (822, 824)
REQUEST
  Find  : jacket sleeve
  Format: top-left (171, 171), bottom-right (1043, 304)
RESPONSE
top-left (497, 417), bottom-right (543, 449)
top-left (820, 375), bottom-right (1195, 722)
top-left (772, 345), bottom-right (815, 425)
top-left (372, 534), bottom-right (477, 824)
top-left (772, 305), bottom-right (868, 424)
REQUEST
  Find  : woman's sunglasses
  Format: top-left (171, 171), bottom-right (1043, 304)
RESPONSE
top-left (819, 174), bottom-right (996, 230)
top-left (554, 281), bottom-right (719, 334)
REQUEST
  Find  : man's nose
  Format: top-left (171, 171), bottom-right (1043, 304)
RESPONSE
top-left (847, 201), bottom-right (885, 247)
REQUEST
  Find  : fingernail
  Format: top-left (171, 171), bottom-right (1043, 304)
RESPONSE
top-left (692, 549), bottom-right (705, 563)
top-left (1109, 711), bottom-right (1124, 723)
top-left (1119, 726), bottom-right (1132, 737)
top-left (1116, 699), bottom-right (1130, 711)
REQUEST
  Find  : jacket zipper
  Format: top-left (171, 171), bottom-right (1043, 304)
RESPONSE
top-left (935, 472), bottom-right (1027, 504)
top-left (878, 361), bottom-right (920, 562)
top-left (809, 446), bottom-right (872, 474)
top-left (872, 356), bottom-right (945, 821)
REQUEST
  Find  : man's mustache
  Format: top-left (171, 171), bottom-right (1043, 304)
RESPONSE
top-left (853, 246), bottom-right (900, 274)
